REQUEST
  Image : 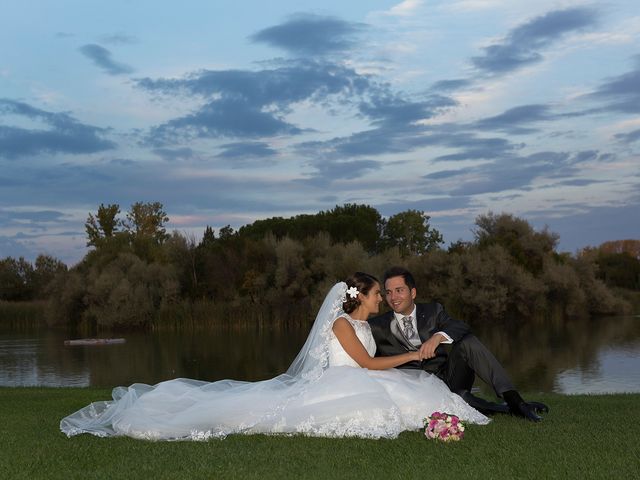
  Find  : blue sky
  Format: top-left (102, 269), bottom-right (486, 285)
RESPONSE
top-left (1, 0), bottom-right (639, 265)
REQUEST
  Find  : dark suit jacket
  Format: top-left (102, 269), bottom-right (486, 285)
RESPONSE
top-left (368, 303), bottom-right (471, 373)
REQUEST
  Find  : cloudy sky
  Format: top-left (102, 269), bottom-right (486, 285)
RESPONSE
top-left (1, 0), bottom-right (639, 265)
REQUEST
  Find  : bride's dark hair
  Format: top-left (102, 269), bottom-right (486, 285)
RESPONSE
top-left (342, 272), bottom-right (380, 314)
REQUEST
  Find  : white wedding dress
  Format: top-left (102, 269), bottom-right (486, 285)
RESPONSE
top-left (61, 283), bottom-right (489, 440)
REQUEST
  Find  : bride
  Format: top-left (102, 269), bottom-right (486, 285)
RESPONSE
top-left (61, 272), bottom-right (488, 440)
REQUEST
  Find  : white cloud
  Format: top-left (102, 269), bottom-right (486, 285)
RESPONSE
top-left (385, 0), bottom-right (424, 17)
top-left (444, 0), bottom-right (504, 12)
top-left (1, 0), bottom-right (638, 262)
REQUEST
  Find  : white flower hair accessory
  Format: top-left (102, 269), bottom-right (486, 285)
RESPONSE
top-left (346, 286), bottom-right (360, 299)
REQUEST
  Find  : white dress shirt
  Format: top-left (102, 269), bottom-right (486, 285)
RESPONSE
top-left (393, 305), bottom-right (453, 347)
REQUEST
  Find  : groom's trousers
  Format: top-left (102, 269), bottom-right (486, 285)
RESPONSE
top-left (434, 334), bottom-right (515, 398)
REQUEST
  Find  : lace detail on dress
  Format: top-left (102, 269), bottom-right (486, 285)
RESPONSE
top-left (328, 314), bottom-right (377, 368)
top-left (290, 405), bottom-right (405, 438)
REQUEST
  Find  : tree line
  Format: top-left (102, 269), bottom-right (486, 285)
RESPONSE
top-left (1, 202), bottom-right (638, 331)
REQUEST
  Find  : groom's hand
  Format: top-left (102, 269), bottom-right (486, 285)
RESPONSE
top-left (419, 334), bottom-right (446, 360)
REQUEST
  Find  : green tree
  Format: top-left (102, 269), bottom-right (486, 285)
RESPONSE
top-left (596, 252), bottom-right (640, 290)
top-left (447, 240), bottom-right (472, 255)
top-left (443, 245), bottom-right (546, 322)
top-left (84, 203), bottom-right (130, 267)
top-left (83, 253), bottom-right (179, 328)
top-left (199, 226), bottom-right (216, 247)
top-left (237, 204), bottom-right (384, 253)
top-left (571, 255), bottom-right (626, 315)
top-left (272, 237), bottom-right (311, 299)
top-left (321, 204), bottom-right (383, 253)
top-left (124, 202), bottom-right (169, 242)
top-left (382, 210), bottom-right (443, 256)
top-left (194, 225), bottom-right (248, 301)
top-left (85, 204), bottom-right (122, 248)
top-left (218, 225), bottom-right (235, 241)
top-left (164, 232), bottom-right (199, 297)
top-left (0, 256), bottom-right (34, 301)
top-left (597, 239), bottom-right (640, 259)
top-left (45, 270), bottom-right (86, 328)
top-left (473, 212), bottom-right (558, 275)
top-left (32, 254), bottom-right (67, 298)
top-left (124, 202), bottom-right (170, 262)
top-left (541, 258), bottom-right (587, 317)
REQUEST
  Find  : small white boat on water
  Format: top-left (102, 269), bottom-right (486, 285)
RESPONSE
top-left (63, 338), bottom-right (126, 346)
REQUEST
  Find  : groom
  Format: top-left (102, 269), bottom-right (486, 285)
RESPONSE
top-left (368, 266), bottom-right (548, 421)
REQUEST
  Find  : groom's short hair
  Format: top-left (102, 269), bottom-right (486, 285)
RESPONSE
top-left (382, 266), bottom-right (416, 290)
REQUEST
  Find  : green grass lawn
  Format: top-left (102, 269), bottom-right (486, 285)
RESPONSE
top-left (1, 388), bottom-right (639, 479)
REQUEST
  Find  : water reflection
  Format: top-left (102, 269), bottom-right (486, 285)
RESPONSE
top-left (554, 344), bottom-right (640, 394)
top-left (0, 326), bottom-right (309, 388)
top-left (472, 314), bottom-right (640, 394)
top-left (1, 315), bottom-right (639, 394)
top-left (0, 334), bottom-right (90, 387)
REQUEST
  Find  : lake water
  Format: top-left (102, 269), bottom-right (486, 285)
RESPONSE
top-left (1, 315), bottom-right (639, 395)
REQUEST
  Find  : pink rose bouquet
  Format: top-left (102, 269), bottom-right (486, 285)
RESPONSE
top-left (424, 412), bottom-right (465, 442)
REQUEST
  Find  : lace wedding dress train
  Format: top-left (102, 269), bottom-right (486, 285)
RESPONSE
top-left (61, 283), bottom-right (489, 440)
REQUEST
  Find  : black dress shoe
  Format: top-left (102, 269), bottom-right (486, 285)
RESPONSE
top-left (458, 390), bottom-right (510, 414)
top-left (527, 401), bottom-right (549, 414)
top-left (502, 390), bottom-right (545, 422)
top-left (511, 401), bottom-right (543, 422)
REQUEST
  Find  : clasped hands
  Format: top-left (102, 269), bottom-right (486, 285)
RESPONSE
top-left (412, 333), bottom-right (446, 362)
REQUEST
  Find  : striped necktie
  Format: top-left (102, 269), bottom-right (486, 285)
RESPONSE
top-left (402, 316), bottom-right (415, 341)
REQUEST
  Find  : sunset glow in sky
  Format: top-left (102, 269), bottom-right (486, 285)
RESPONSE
top-left (1, 0), bottom-right (639, 265)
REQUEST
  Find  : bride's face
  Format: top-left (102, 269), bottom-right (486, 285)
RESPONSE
top-left (361, 282), bottom-right (383, 314)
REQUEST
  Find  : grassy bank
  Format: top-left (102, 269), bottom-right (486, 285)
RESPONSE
top-left (1, 388), bottom-right (639, 479)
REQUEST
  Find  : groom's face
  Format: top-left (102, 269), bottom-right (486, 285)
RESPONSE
top-left (384, 276), bottom-right (416, 316)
